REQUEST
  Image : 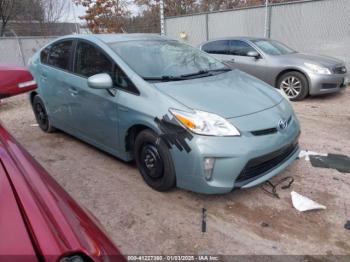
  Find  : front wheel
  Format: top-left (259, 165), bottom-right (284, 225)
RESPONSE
top-left (134, 129), bottom-right (176, 192)
top-left (277, 71), bottom-right (309, 101)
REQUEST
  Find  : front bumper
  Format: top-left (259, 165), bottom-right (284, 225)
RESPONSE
top-left (170, 101), bottom-right (301, 194)
top-left (308, 72), bottom-right (349, 95)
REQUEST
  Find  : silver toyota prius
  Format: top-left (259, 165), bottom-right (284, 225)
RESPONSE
top-left (199, 37), bottom-right (349, 101)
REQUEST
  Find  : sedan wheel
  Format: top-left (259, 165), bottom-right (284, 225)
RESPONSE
top-left (280, 76), bottom-right (302, 99)
top-left (278, 71), bottom-right (309, 101)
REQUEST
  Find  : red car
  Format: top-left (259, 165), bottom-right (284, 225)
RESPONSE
top-left (0, 66), bottom-right (125, 262)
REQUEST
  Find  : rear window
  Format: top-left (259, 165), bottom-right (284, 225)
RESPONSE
top-left (40, 47), bottom-right (50, 64)
top-left (46, 40), bottom-right (73, 71)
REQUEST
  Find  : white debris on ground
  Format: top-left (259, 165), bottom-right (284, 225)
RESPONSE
top-left (298, 150), bottom-right (327, 161)
top-left (291, 191), bottom-right (326, 212)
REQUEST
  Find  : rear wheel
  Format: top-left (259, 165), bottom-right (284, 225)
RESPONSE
top-left (278, 71), bottom-right (309, 101)
top-left (32, 96), bottom-right (55, 133)
top-left (134, 129), bottom-right (176, 191)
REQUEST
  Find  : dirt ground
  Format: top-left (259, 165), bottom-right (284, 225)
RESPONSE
top-left (1, 88), bottom-right (350, 256)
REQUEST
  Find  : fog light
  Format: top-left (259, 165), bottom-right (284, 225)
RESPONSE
top-left (203, 157), bottom-right (215, 181)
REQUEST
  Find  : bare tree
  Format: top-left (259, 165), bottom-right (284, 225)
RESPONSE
top-left (0, 0), bottom-right (16, 36)
top-left (41, 0), bottom-right (71, 24)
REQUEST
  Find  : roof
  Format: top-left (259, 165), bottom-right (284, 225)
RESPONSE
top-left (71, 33), bottom-right (168, 44)
top-left (199, 36), bottom-right (269, 46)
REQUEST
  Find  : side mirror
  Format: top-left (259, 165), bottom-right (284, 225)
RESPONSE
top-left (247, 51), bottom-right (260, 59)
top-left (87, 73), bottom-right (113, 89)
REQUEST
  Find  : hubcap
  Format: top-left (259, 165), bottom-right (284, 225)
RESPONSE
top-left (35, 103), bottom-right (47, 126)
top-left (280, 76), bottom-right (302, 99)
top-left (140, 144), bottom-right (164, 179)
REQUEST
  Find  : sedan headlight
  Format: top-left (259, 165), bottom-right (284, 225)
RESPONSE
top-left (169, 109), bottom-right (240, 136)
top-left (304, 63), bottom-right (332, 75)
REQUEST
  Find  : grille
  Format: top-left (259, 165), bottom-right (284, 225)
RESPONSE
top-left (250, 116), bottom-right (292, 136)
top-left (236, 140), bottom-right (298, 183)
top-left (333, 66), bottom-right (347, 74)
top-left (251, 128), bottom-right (277, 136)
top-left (322, 83), bottom-right (338, 89)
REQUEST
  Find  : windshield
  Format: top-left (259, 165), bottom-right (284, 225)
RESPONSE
top-left (251, 39), bottom-right (296, 55)
top-left (109, 40), bottom-right (228, 80)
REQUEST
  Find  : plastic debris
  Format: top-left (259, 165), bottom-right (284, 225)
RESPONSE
top-left (298, 150), bottom-right (327, 161)
top-left (30, 123), bottom-right (39, 127)
top-left (291, 191), bottom-right (326, 212)
top-left (309, 154), bottom-right (350, 173)
top-left (345, 221), bottom-right (350, 231)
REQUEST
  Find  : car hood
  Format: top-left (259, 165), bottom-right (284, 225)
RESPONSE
top-left (285, 52), bottom-right (344, 68)
top-left (153, 70), bottom-right (283, 118)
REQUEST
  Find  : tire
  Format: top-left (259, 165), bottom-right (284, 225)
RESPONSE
top-left (277, 71), bottom-right (309, 101)
top-left (32, 96), bottom-right (55, 133)
top-left (134, 129), bottom-right (176, 192)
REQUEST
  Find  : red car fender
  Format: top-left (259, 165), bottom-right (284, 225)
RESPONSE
top-left (0, 123), bottom-right (125, 262)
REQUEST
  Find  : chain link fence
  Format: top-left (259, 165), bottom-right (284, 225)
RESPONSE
top-left (165, 0), bottom-right (350, 69)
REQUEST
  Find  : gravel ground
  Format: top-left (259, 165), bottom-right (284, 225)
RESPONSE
top-left (1, 88), bottom-right (350, 256)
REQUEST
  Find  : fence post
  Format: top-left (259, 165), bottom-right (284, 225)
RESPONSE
top-left (17, 38), bottom-right (26, 66)
top-left (160, 0), bottom-right (165, 35)
top-left (264, 0), bottom-right (272, 38)
top-left (205, 13), bottom-right (209, 41)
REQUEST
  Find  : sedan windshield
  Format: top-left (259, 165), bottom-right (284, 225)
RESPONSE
top-left (251, 39), bottom-right (296, 55)
top-left (109, 40), bottom-right (229, 80)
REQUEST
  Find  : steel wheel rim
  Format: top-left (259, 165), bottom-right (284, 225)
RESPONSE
top-left (140, 143), bottom-right (164, 179)
top-left (35, 103), bottom-right (47, 126)
top-left (280, 76), bottom-right (302, 99)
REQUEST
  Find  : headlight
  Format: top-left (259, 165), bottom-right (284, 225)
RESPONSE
top-left (304, 63), bottom-right (331, 75)
top-left (169, 109), bottom-right (240, 136)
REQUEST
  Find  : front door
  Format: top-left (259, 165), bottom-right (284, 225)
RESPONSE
top-left (229, 40), bottom-right (267, 81)
top-left (68, 41), bottom-right (119, 152)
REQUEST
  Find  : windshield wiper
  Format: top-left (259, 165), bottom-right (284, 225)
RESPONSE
top-left (143, 68), bottom-right (232, 82)
top-left (143, 75), bottom-right (185, 82)
top-left (180, 68), bottom-right (231, 78)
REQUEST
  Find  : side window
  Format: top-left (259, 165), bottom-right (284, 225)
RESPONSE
top-left (47, 40), bottom-right (73, 70)
top-left (230, 40), bottom-right (255, 56)
top-left (202, 40), bottom-right (229, 55)
top-left (40, 46), bottom-right (50, 64)
top-left (75, 41), bottom-right (138, 94)
top-left (74, 41), bottom-right (113, 78)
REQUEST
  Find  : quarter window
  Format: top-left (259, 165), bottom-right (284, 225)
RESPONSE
top-left (202, 40), bottom-right (230, 55)
top-left (230, 40), bottom-right (255, 56)
top-left (47, 40), bottom-right (73, 70)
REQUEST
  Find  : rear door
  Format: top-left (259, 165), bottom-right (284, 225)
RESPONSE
top-left (201, 40), bottom-right (236, 67)
top-left (229, 40), bottom-right (267, 79)
top-left (39, 40), bottom-right (76, 129)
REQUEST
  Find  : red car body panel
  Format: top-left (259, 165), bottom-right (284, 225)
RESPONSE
top-left (0, 66), bottom-right (37, 98)
top-left (0, 163), bottom-right (37, 261)
top-left (0, 66), bottom-right (125, 261)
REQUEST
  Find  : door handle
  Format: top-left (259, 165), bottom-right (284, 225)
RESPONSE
top-left (68, 87), bottom-right (78, 96)
top-left (40, 73), bottom-right (47, 82)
